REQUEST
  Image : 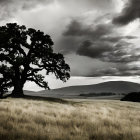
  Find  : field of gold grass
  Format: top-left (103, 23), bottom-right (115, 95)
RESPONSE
top-left (0, 97), bottom-right (140, 140)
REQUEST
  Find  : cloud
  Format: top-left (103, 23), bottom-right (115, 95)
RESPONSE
top-left (0, 0), bottom-right (53, 20)
top-left (101, 35), bottom-right (137, 43)
top-left (63, 15), bottom-right (138, 64)
top-left (63, 20), bottom-right (114, 38)
top-left (0, 0), bottom-right (118, 21)
top-left (77, 40), bottom-right (112, 58)
top-left (60, 0), bottom-right (117, 13)
top-left (62, 13), bottom-right (140, 77)
top-left (113, 0), bottom-right (140, 25)
top-left (104, 42), bottom-right (140, 63)
top-left (60, 19), bottom-right (115, 54)
top-left (91, 64), bottom-right (140, 77)
top-left (77, 39), bottom-right (140, 64)
top-left (61, 16), bottom-right (113, 54)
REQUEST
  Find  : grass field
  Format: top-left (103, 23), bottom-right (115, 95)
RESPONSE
top-left (0, 97), bottom-right (140, 140)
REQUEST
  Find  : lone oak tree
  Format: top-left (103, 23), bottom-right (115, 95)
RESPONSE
top-left (0, 23), bottom-right (70, 97)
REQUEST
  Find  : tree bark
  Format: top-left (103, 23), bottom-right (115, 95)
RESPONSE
top-left (12, 89), bottom-right (24, 97)
top-left (11, 82), bottom-right (24, 97)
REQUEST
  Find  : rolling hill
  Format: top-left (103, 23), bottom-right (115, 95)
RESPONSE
top-left (36, 81), bottom-right (140, 98)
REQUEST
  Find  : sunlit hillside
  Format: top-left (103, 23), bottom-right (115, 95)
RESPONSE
top-left (0, 97), bottom-right (140, 140)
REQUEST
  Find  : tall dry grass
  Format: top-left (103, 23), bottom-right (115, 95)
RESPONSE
top-left (0, 97), bottom-right (140, 140)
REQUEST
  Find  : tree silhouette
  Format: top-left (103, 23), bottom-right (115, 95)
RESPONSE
top-left (0, 23), bottom-right (70, 97)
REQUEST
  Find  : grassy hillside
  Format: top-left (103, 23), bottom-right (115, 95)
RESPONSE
top-left (0, 97), bottom-right (140, 140)
top-left (39, 81), bottom-right (140, 98)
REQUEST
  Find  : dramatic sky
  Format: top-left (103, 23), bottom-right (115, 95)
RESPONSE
top-left (1, 0), bottom-right (140, 90)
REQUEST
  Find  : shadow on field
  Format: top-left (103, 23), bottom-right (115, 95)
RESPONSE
top-left (3, 94), bottom-right (71, 104)
top-left (22, 95), bottom-right (69, 104)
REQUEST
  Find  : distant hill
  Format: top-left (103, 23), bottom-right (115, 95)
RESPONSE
top-left (37, 81), bottom-right (140, 98)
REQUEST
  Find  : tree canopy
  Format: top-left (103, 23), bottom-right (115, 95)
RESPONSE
top-left (0, 23), bottom-right (70, 97)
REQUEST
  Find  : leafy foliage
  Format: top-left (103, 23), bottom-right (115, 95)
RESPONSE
top-left (121, 92), bottom-right (140, 102)
top-left (0, 23), bottom-right (70, 97)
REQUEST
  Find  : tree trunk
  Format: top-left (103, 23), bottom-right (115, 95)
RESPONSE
top-left (11, 82), bottom-right (24, 97)
top-left (12, 89), bottom-right (24, 97)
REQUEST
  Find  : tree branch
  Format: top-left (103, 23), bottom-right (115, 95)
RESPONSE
top-left (27, 77), bottom-right (49, 89)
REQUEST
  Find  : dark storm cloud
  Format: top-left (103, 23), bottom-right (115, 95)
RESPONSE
top-left (63, 18), bottom-right (138, 64)
top-left (89, 64), bottom-right (140, 77)
top-left (58, 20), bottom-right (113, 55)
top-left (125, 36), bottom-right (138, 39)
top-left (0, 0), bottom-right (53, 20)
top-left (101, 35), bottom-right (137, 43)
top-left (77, 40), bottom-right (140, 63)
top-left (113, 0), bottom-right (140, 25)
top-left (64, 16), bottom-right (137, 42)
top-left (63, 20), bottom-right (113, 38)
top-left (61, 20), bottom-right (115, 54)
top-left (112, 43), bottom-right (138, 63)
top-left (77, 40), bottom-right (112, 58)
top-left (61, 10), bottom-right (140, 77)
top-left (62, 19), bottom-right (108, 52)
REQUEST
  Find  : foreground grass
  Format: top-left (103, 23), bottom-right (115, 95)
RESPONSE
top-left (0, 97), bottom-right (140, 140)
